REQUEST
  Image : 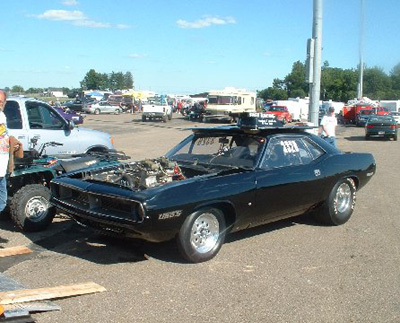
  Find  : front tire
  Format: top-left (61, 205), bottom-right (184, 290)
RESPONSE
top-left (94, 108), bottom-right (100, 115)
top-left (313, 178), bottom-right (356, 226)
top-left (114, 109), bottom-right (121, 115)
top-left (177, 207), bottom-right (226, 263)
top-left (10, 184), bottom-right (56, 232)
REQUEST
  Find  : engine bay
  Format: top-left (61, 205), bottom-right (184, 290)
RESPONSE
top-left (81, 157), bottom-right (186, 190)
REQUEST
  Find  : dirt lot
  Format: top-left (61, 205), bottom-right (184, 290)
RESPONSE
top-left (1, 113), bottom-right (399, 323)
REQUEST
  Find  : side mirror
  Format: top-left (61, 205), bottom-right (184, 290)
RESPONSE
top-left (65, 119), bottom-right (75, 130)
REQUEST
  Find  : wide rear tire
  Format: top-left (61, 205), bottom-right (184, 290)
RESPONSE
top-left (10, 184), bottom-right (56, 232)
top-left (313, 178), bottom-right (356, 226)
top-left (177, 207), bottom-right (226, 263)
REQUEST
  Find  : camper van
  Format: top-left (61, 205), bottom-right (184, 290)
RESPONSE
top-left (204, 88), bottom-right (256, 121)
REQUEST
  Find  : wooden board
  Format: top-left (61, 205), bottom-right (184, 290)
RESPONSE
top-left (0, 282), bottom-right (106, 305)
top-left (0, 246), bottom-right (33, 258)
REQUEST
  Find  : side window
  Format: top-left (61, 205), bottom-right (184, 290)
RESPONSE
top-left (4, 101), bottom-right (23, 129)
top-left (261, 137), bottom-right (315, 169)
top-left (303, 137), bottom-right (325, 160)
top-left (26, 103), bottom-right (64, 130)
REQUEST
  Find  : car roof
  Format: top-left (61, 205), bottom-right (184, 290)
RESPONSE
top-left (189, 125), bottom-right (317, 137)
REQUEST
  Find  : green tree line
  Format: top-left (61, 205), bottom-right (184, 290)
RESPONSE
top-left (258, 61), bottom-right (400, 102)
top-left (3, 69), bottom-right (134, 96)
top-left (80, 69), bottom-right (134, 91)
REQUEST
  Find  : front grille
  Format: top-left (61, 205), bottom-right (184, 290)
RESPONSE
top-left (52, 183), bottom-right (144, 223)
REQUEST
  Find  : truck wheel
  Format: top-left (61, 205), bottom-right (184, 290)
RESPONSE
top-left (10, 184), bottom-right (56, 232)
top-left (114, 109), bottom-right (121, 115)
top-left (168, 112), bottom-right (173, 120)
top-left (177, 207), bottom-right (226, 263)
top-left (142, 115), bottom-right (146, 122)
top-left (313, 178), bottom-right (356, 226)
top-left (94, 109), bottom-right (100, 115)
top-left (162, 115), bottom-right (168, 123)
top-left (394, 133), bottom-right (398, 141)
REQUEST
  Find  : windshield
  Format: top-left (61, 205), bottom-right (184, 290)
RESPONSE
top-left (208, 96), bottom-right (234, 105)
top-left (360, 110), bottom-right (373, 115)
top-left (269, 106), bottom-right (285, 112)
top-left (369, 116), bottom-right (393, 122)
top-left (169, 133), bottom-right (266, 169)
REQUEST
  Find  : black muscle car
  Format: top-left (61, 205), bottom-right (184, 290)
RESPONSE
top-left (50, 114), bottom-right (376, 263)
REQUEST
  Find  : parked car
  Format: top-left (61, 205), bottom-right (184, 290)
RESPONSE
top-left (62, 98), bottom-right (96, 112)
top-left (365, 115), bottom-right (398, 141)
top-left (83, 101), bottom-right (122, 115)
top-left (355, 109), bottom-right (374, 127)
top-left (4, 97), bottom-right (114, 158)
top-left (142, 97), bottom-right (172, 122)
top-left (50, 113), bottom-right (376, 263)
top-left (53, 106), bottom-right (84, 125)
top-left (107, 95), bottom-right (123, 106)
top-left (264, 105), bottom-right (292, 124)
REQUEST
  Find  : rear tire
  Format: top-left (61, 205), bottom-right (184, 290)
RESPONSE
top-left (94, 109), bottom-right (100, 115)
top-left (177, 207), bottom-right (226, 263)
top-left (313, 178), bottom-right (356, 226)
top-left (114, 109), bottom-right (121, 115)
top-left (10, 184), bottom-right (56, 232)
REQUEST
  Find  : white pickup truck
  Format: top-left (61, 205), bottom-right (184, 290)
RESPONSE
top-left (142, 97), bottom-right (173, 122)
top-left (4, 97), bottom-right (114, 157)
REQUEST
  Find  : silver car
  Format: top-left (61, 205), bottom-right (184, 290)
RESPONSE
top-left (83, 101), bottom-right (122, 115)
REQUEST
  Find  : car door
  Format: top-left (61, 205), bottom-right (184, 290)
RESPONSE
top-left (252, 135), bottom-right (326, 225)
top-left (4, 100), bottom-right (29, 149)
top-left (25, 101), bottom-right (81, 157)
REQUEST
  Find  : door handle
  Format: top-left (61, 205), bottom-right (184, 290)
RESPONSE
top-left (17, 136), bottom-right (26, 139)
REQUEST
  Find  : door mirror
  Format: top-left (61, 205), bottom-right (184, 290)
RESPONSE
top-left (65, 119), bottom-right (75, 130)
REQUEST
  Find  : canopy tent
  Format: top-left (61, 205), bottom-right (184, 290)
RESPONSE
top-left (123, 90), bottom-right (155, 99)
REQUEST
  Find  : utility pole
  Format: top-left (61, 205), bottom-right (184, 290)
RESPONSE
top-left (357, 0), bottom-right (365, 99)
top-left (308, 0), bottom-right (323, 125)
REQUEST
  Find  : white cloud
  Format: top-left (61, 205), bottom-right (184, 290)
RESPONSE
top-left (35, 10), bottom-right (85, 22)
top-left (32, 10), bottom-right (129, 29)
top-left (177, 15), bottom-right (236, 29)
top-left (129, 54), bottom-right (147, 59)
top-left (62, 0), bottom-right (78, 5)
top-left (116, 24), bottom-right (131, 29)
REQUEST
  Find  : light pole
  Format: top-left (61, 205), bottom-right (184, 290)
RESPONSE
top-left (357, 0), bottom-right (365, 99)
top-left (308, 0), bottom-right (323, 126)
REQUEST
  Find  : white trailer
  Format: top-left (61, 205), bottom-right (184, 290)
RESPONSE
top-left (204, 87), bottom-right (256, 121)
top-left (274, 98), bottom-right (310, 121)
top-left (379, 100), bottom-right (400, 112)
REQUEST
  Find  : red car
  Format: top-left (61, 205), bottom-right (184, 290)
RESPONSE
top-left (265, 105), bottom-right (292, 124)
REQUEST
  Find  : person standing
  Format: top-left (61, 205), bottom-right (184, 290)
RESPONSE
top-left (0, 90), bottom-right (9, 213)
top-left (320, 106), bottom-right (338, 148)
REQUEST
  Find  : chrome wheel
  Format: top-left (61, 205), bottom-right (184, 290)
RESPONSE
top-left (334, 182), bottom-right (352, 213)
top-left (25, 196), bottom-right (50, 222)
top-left (190, 213), bottom-right (219, 254)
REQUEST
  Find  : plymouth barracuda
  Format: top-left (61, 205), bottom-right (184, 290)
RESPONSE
top-left (50, 113), bottom-right (376, 263)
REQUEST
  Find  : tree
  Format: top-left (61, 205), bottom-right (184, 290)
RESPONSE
top-left (283, 61), bottom-right (308, 97)
top-left (80, 69), bottom-right (103, 90)
top-left (390, 63), bottom-right (400, 91)
top-left (11, 85), bottom-right (24, 93)
top-left (363, 66), bottom-right (391, 99)
top-left (124, 71), bottom-right (134, 89)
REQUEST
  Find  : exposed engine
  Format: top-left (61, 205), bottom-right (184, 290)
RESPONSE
top-left (81, 157), bottom-right (185, 190)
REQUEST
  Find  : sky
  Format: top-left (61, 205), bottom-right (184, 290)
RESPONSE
top-left (1, 0), bottom-right (399, 95)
